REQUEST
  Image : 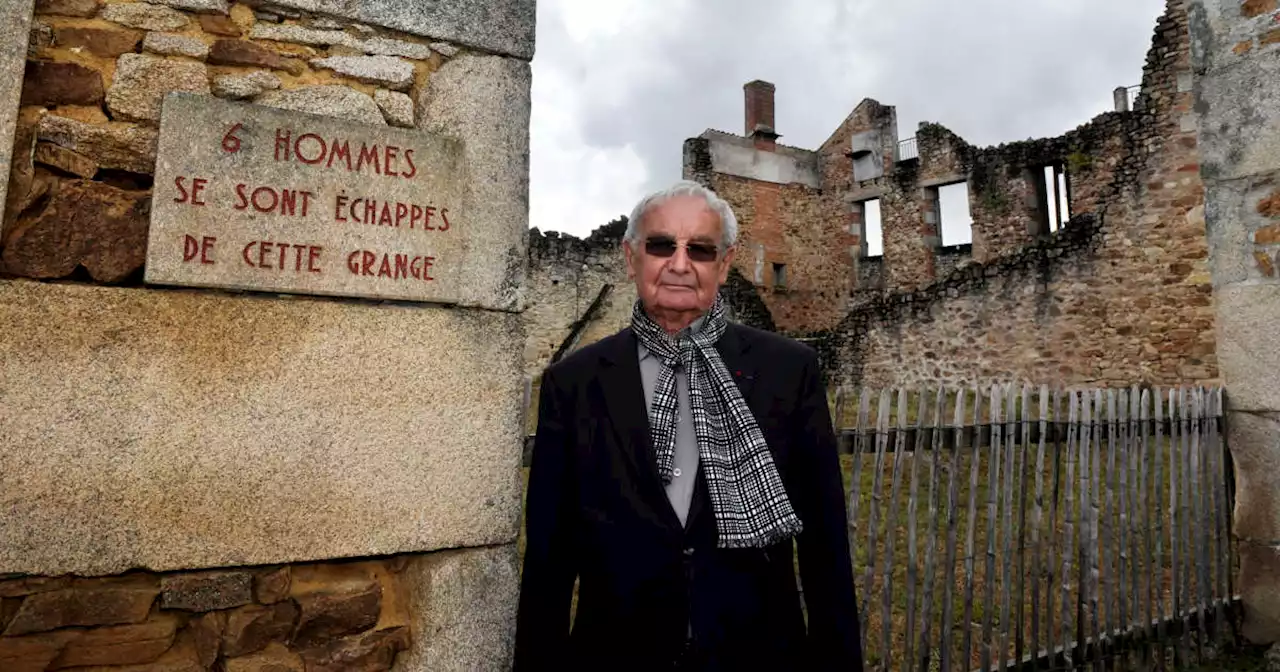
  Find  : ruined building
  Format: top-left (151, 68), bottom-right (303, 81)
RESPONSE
top-left (526, 0), bottom-right (1215, 391)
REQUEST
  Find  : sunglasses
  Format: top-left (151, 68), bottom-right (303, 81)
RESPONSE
top-left (643, 236), bottom-right (720, 263)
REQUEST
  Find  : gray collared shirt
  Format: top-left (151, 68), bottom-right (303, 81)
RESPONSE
top-left (636, 318), bottom-right (704, 528)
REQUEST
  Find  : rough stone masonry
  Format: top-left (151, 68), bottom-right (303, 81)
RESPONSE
top-left (1189, 0), bottom-right (1280, 646)
top-left (0, 0), bottom-right (534, 670)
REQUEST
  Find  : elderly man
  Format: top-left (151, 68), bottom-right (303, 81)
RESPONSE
top-left (515, 181), bottom-right (862, 671)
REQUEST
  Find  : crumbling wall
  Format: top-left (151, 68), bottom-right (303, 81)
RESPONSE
top-left (524, 222), bottom-right (633, 378)
top-left (825, 0), bottom-right (1213, 390)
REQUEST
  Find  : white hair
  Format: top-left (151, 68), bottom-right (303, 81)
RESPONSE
top-left (624, 180), bottom-right (739, 250)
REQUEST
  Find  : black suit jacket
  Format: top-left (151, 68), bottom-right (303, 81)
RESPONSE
top-left (515, 323), bottom-right (863, 671)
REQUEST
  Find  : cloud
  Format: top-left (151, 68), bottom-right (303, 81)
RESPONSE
top-left (530, 0), bottom-right (1167, 238)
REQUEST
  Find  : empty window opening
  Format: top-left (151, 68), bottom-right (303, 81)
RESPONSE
top-left (1041, 164), bottom-right (1071, 232)
top-left (772, 263), bottom-right (787, 289)
top-left (938, 182), bottom-right (973, 247)
top-left (861, 198), bottom-right (884, 257)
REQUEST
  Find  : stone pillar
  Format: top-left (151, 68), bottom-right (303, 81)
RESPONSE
top-left (0, 0), bottom-right (534, 670)
top-left (1190, 0), bottom-right (1280, 644)
top-left (0, 0), bottom-right (33, 220)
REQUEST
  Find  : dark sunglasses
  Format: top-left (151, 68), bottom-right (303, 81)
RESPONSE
top-left (643, 236), bottom-right (720, 262)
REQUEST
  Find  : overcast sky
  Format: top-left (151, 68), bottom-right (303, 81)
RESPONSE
top-left (527, 0), bottom-right (1167, 241)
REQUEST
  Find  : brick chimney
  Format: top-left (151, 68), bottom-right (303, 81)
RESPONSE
top-left (744, 80), bottom-right (779, 151)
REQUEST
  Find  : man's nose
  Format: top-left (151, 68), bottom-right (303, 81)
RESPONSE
top-left (667, 244), bottom-right (692, 272)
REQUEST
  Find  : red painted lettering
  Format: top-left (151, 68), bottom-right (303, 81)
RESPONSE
top-left (280, 189), bottom-right (298, 217)
top-left (379, 203), bottom-right (393, 227)
top-left (394, 253), bottom-right (408, 279)
top-left (424, 206), bottom-right (436, 230)
top-left (402, 149), bottom-right (417, 179)
top-left (364, 199), bottom-right (377, 224)
top-left (251, 186), bottom-right (278, 213)
top-left (174, 176), bottom-right (208, 206)
top-left (259, 241), bottom-right (273, 268)
top-left (183, 236), bottom-right (217, 264)
top-left (361, 251), bottom-right (376, 276)
top-left (295, 133), bottom-right (326, 165)
top-left (422, 256), bottom-right (435, 280)
top-left (274, 128), bottom-right (291, 161)
top-left (378, 255), bottom-right (392, 278)
top-left (192, 178), bottom-right (208, 205)
top-left (300, 191), bottom-right (313, 217)
top-left (222, 123), bottom-right (244, 154)
top-left (395, 202), bottom-right (408, 227)
top-left (356, 144), bottom-right (381, 174)
top-left (234, 183), bottom-right (249, 210)
top-left (440, 208), bottom-right (451, 232)
top-left (200, 236), bottom-right (216, 264)
top-left (347, 250), bottom-right (361, 275)
top-left (242, 241), bottom-right (256, 266)
top-left (410, 204), bottom-right (423, 229)
top-left (277, 242), bottom-right (290, 270)
top-left (327, 139), bottom-right (353, 171)
top-left (410, 256), bottom-right (423, 279)
top-left (335, 194), bottom-right (349, 222)
top-left (384, 145), bottom-right (399, 176)
top-left (308, 246), bottom-right (322, 273)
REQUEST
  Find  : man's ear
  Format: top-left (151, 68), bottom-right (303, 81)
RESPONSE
top-left (717, 245), bottom-right (736, 284)
top-left (623, 240), bottom-right (637, 280)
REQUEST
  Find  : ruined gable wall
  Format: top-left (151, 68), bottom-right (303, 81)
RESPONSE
top-left (825, 0), bottom-right (1214, 390)
top-left (700, 170), bottom-right (849, 332)
top-left (683, 130), bottom-right (853, 333)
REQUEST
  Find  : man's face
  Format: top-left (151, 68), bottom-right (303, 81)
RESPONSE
top-left (624, 195), bottom-right (736, 321)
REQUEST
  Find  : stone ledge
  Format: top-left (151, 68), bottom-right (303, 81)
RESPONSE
top-left (0, 279), bottom-right (525, 576)
top-left (242, 0), bottom-right (536, 60)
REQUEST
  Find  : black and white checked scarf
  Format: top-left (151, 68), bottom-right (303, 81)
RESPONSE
top-left (631, 294), bottom-right (804, 548)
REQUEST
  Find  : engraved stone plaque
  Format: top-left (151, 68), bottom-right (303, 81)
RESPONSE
top-left (145, 92), bottom-right (466, 304)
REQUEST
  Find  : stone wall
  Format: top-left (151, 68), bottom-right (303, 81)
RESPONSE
top-left (673, 0), bottom-right (1213, 392)
top-left (820, 0), bottom-right (1214, 390)
top-left (1189, 0), bottom-right (1280, 644)
top-left (523, 220), bottom-right (633, 378)
top-left (0, 0), bottom-right (533, 669)
top-left (7, 0), bottom-right (524, 297)
top-left (0, 547), bottom-right (516, 672)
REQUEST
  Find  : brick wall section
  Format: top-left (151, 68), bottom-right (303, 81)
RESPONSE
top-left (823, 0), bottom-right (1214, 389)
top-left (706, 170), bottom-right (851, 332)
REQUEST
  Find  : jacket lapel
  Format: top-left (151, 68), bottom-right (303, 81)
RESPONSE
top-left (598, 328), bottom-right (684, 531)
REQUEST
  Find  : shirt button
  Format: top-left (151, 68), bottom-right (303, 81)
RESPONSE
top-left (673, 468), bottom-right (682, 477)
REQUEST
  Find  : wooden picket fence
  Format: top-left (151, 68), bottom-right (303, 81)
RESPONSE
top-left (830, 385), bottom-right (1238, 672)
